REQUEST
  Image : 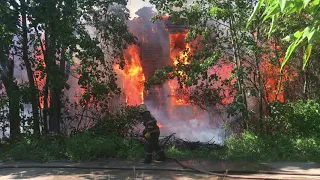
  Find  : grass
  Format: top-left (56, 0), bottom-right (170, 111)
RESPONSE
top-left (1, 131), bottom-right (320, 162)
top-left (0, 133), bottom-right (144, 162)
top-left (225, 131), bottom-right (320, 162)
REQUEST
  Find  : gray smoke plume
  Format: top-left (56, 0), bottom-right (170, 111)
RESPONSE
top-left (142, 81), bottom-right (230, 145)
top-left (147, 102), bottom-right (229, 144)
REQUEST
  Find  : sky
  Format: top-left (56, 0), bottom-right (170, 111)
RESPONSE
top-left (126, 0), bottom-right (155, 19)
top-left (126, 0), bottom-right (194, 19)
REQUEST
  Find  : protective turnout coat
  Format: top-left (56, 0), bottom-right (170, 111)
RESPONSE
top-left (141, 111), bottom-right (160, 136)
top-left (140, 110), bottom-right (165, 163)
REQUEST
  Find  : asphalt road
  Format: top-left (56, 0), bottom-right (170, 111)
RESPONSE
top-left (0, 168), bottom-right (227, 180)
top-left (1, 167), bottom-right (320, 180)
top-left (1, 160), bottom-right (320, 180)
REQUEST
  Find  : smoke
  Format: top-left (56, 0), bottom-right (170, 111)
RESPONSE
top-left (126, 0), bottom-right (195, 19)
top-left (142, 81), bottom-right (231, 145)
top-left (147, 102), bottom-right (229, 145)
top-left (127, 0), bottom-right (155, 19)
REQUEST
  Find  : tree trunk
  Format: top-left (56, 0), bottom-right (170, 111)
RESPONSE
top-left (2, 60), bottom-right (21, 139)
top-left (302, 47), bottom-right (309, 100)
top-left (49, 88), bottom-right (61, 133)
top-left (21, 0), bottom-right (40, 135)
top-left (303, 69), bottom-right (308, 100)
top-left (47, 52), bottom-right (62, 133)
top-left (229, 18), bottom-right (249, 129)
top-left (273, 39), bottom-right (283, 103)
top-left (253, 26), bottom-right (265, 131)
top-left (43, 82), bottom-right (49, 134)
top-left (7, 83), bottom-right (21, 139)
top-left (46, 22), bottom-right (63, 134)
top-left (49, 46), bottom-right (67, 134)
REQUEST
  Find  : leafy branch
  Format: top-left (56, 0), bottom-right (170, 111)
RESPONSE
top-left (247, 0), bottom-right (320, 70)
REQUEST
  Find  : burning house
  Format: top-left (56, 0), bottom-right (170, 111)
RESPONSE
top-left (114, 7), bottom-right (201, 118)
top-left (114, 7), bottom-right (229, 143)
top-left (114, 6), bottom-right (297, 142)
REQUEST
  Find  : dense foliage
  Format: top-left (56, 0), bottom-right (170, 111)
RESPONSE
top-left (1, 130), bottom-right (320, 162)
top-left (0, 134), bottom-right (144, 161)
top-left (0, 0), bottom-right (136, 138)
top-left (146, 0), bottom-right (320, 129)
top-left (87, 105), bottom-right (141, 137)
top-left (264, 100), bottom-right (320, 136)
top-left (226, 131), bottom-right (320, 161)
top-left (247, 0), bottom-right (320, 70)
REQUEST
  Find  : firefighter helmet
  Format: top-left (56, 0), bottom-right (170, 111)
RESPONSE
top-left (138, 104), bottom-right (148, 113)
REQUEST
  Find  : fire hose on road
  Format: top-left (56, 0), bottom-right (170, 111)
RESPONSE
top-left (1, 161), bottom-right (319, 180)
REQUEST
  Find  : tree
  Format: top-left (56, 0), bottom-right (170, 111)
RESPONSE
top-left (247, 0), bottom-right (320, 70)
top-left (0, 1), bottom-right (22, 139)
top-left (147, 0), bottom-right (272, 129)
top-left (1, 0), bottom-right (137, 136)
top-left (28, 0), bottom-right (136, 133)
top-left (20, 0), bottom-right (40, 135)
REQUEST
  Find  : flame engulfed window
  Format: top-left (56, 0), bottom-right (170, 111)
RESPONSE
top-left (168, 32), bottom-right (191, 106)
top-left (114, 45), bottom-right (145, 106)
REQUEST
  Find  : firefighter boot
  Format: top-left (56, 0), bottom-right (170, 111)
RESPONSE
top-left (156, 149), bottom-right (166, 162)
top-left (142, 154), bottom-right (152, 163)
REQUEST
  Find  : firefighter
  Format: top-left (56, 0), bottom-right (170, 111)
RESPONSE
top-left (138, 104), bottom-right (166, 163)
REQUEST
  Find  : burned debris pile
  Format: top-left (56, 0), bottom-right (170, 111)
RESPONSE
top-left (160, 134), bottom-right (223, 150)
top-left (129, 131), bottom-right (222, 150)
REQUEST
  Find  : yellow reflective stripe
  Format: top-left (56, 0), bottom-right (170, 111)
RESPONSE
top-left (147, 120), bottom-right (157, 124)
top-left (145, 129), bottom-right (160, 135)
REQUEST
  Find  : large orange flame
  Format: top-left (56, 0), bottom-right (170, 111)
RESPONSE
top-left (168, 32), bottom-right (191, 106)
top-left (114, 45), bottom-right (145, 106)
top-left (157, 122), bottom-right (163, 128)
top-left (261, 41), bottom-right (298, 103)
top-left (34, 44), bottom-right (50, 109)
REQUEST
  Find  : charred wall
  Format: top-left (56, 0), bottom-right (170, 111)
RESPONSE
top-left (128, 7), bottom-right (188, 117)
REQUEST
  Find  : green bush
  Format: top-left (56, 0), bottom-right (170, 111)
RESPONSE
top-left (2, 135), bottom-right (66, 161)
top-left (65, 132), bottom-right (143, 161)
top-left (225, 131), bottom-right (320, 162)
top-left (225, 131), bottom-right (263, 161)
top-left (88, 105), bottom-right (141, 137)
top-left (3, 100), bottom-right (320, 164)
top-left (265, 100), bottom-right (320, 136)
top-left (2, 131), bottom-right (319, 162)
top-left (1, 105), bottom-right (144, 162)
top-left (0, 133), bottom-right (144, 162)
